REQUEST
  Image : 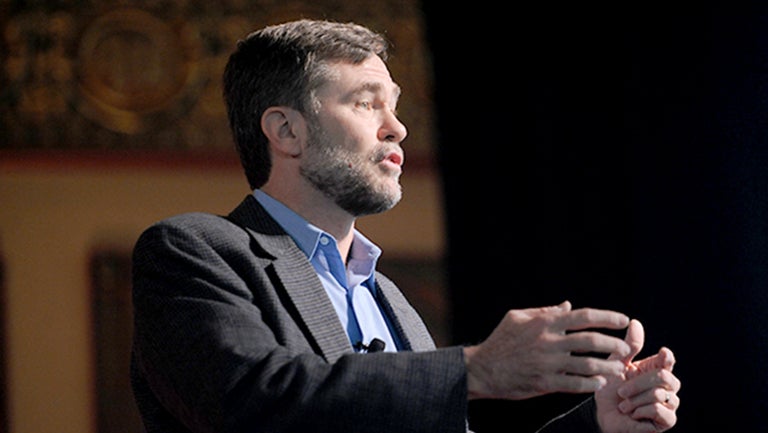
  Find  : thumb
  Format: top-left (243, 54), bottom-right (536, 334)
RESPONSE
top-left (630, 346), bottom-right (676, 378)
top-left (610, 319), bottom-right (644, 363)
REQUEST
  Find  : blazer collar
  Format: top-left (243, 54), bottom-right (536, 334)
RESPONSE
top-left (227, 195), bottom-right (436, 358)
top-left (228, 195), bottom-right (352, 363)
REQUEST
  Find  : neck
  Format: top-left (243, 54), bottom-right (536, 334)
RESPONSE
top-left (299, 196), bottom-right (356, 259)
top-left (260, 182), bottom-right (357, 261)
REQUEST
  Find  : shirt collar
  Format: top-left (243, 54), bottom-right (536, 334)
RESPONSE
top-left (253, 189), bottom-right (382, 264)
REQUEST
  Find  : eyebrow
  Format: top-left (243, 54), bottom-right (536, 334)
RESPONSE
top-left (353, 81), bottom-right (402, 102)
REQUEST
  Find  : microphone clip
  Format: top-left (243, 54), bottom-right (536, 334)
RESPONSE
top-left (354, 338), bottom-right (386, 353)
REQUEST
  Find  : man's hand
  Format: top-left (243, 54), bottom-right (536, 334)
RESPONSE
top-left (596, 320), bottom-right (681, 433)
top-left (464, 301), bottom-right (631, 400)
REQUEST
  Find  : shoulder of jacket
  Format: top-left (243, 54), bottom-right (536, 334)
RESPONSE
top-left (136, 212), bottom-right (249, 248)
top-left (147, 212), bottom-right (236, 234)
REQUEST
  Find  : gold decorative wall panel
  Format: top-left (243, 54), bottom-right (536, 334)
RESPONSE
top-left (0, 0), bottom-right (436, 164)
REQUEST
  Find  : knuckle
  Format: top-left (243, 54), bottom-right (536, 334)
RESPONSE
top-left (581, 309), bottom-right (597, 322)
top-left (655, 369), bottom-right (671, 384)
top-left (655, 388), bottom-right (667, 401)
top-left (504, 310), bottom-right (519, 322)
top-left (570, 308), bottom-right (590, 323)
top-left (533, 313), bottom-right (555, 327)
top-left (586, 332), bottom-right (602, 345)
top-left (574, 332), bottom-right (602, 349)
top-left (576, 377), bottom-right (600, 393)
top-left (580, 356), bottom-right (600, 373)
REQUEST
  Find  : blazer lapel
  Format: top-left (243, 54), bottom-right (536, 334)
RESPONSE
top-left (228, 196), bottom-right (352, 363)
top-left (270, 248), bottom-right (352, 363)
top-left (375, 272), bottom-right (437, 352)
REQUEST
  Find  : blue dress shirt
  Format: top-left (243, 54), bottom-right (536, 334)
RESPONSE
top-left (253, 190), bottom-right (399, 352)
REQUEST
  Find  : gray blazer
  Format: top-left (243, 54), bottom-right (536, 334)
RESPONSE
top-left (130, 195), bottom-right (597, 433)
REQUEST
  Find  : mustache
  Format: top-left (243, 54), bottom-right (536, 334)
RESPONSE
top-left (371, 144), bottom-right (404, 165)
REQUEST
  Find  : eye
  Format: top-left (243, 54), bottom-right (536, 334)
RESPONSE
top-left (356, 101), bottom-right (373, 110)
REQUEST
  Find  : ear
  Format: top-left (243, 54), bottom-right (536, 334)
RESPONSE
top-left (261, 106), bottom-right (306, 157)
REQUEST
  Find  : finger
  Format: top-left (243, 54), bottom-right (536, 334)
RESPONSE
top-left (562, 331), bottom-right (631, 358)
top-left (619, 369), bottom-right (681, 399)
top-left (545, 372), bottom-right (608, 394)
top-left (657, 390), bottom-right (679, 410)
top-left (630, 347), bottom-right (676, 378)
top-left (627, 422), bottom-right (663, 433)
top-left (630, 403), bottom-right (677, 432)
top-left (619, 388), bottom-right (679, 414)
top-left (557, 308), bottom-right (630, 332)
top-left (523, 300), bottom-right (572, 318)
top-left (659, 347), bottom-right (675, 371)
top-left (562, 355), bottom-right (627, 378)
top-left (628, 422), bottom-right (665, 433)
top-left (609, 318), bottom-right (644, 363)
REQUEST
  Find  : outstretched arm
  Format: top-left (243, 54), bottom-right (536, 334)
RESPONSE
top-left (463, 301), bottom-right (631, 400)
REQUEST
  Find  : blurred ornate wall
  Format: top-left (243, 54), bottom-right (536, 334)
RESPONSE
top-left (0, 2), bottom-right (444, 433)
top-left (0, 0), bottom-right (436, 164)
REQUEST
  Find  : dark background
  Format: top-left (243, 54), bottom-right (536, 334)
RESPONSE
top-left (423, 4), bottom-right (768, 432)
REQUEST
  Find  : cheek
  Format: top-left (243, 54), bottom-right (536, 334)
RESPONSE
top-left (337, 128), bottom-right (375, 158)
top-left (316, 111), bottom-right (377, 155)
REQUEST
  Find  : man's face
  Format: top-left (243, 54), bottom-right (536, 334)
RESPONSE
top-left (300, 55), bottom-right (408, 217)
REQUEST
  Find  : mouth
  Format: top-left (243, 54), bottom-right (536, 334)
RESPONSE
top-left (382, 150), bottom-right (404, 167)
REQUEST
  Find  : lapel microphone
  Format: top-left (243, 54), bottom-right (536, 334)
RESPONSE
top-left (354, 338), bottom-right (386, 353)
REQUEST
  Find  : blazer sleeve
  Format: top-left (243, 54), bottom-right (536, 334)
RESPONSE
top-left (130, 213), bottom-right (470, 433)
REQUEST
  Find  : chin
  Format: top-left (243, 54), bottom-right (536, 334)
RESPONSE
top-left (346, 192), bottom-right (401, 217)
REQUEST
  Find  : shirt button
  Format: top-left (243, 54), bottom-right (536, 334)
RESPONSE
top-left (319, 236), bottom-right (330, 246)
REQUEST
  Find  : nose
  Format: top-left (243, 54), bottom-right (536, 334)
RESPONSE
top-left (379, 110), bottom-right (408, 143)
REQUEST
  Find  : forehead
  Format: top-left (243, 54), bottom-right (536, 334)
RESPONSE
top-left (319, 56), bottom-right (401, 98)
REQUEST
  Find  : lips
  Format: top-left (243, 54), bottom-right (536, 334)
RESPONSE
top-left (385, 151), bottom-right (404, 167)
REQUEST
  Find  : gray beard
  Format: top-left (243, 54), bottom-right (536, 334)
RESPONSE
top-left (300, 153), bottom-right (401, 217)
top-left (299, 127), bottom-right (401, 217)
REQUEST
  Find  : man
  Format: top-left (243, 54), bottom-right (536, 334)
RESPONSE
top-left (131, 19), bottom-right (680, 432)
